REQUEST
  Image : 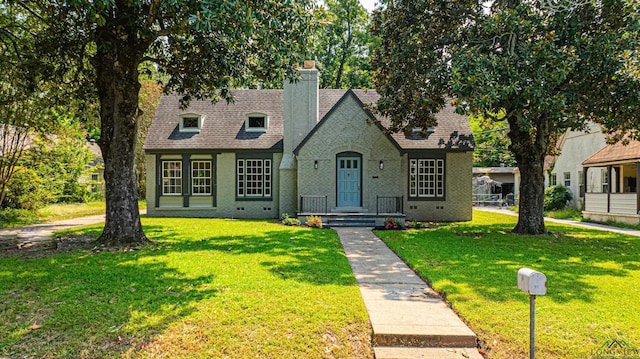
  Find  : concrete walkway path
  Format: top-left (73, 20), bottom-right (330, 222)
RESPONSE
top-left (0, 214), bottom-right (107, 252)
top-left (336, 227), bottom-right (483, 359)
top-left (475, 206), bottom-right (640, 237)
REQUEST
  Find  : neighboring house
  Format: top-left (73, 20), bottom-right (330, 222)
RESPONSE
top-left (582, 140), bottom-right (640, 225)
top-left (79, 139), bottom-right (105, 194)
top-left (472, 166), bottom-right (517, 204)
top-left (143, 61), bottom-right (475, 224)
top-left (544, 123), bottom-right (607, 209)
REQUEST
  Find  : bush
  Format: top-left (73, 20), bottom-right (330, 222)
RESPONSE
top-left (305, 215), bottom-right (323, 228)
top-left (281, 213), bottom-right (301, 226)
top-left (0, 208), bottom-right (37, 227)
top-left (3, 166), bottom-right (52, 210)
top-left (384, 217), bottom-right (402, 229)
top-left (544, 185), bottom-right (573, 211)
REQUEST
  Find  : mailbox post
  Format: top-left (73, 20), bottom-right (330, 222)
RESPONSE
top-left (517, 268), bottom-right (547, 359)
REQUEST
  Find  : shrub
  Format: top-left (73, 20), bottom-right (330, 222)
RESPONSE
top-left (3, 166), bottom-right (52, 210)
top-left (544, 185), bottom-right (573, 211)
top-left (281, 213), bottom-right (301, 226)
top-left (0, 208), bottom-right (37, 226)
top-left (305, 215), bottom-right (323, 228)
top-left (384, 217), bottom-right (401, 229)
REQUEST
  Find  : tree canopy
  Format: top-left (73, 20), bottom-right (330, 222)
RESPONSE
top-left (313, 0), bottom-right (374, 89)
top-left (3, 0), bottom-right (316, 245)
top-left (371, 0), bottom-right (640, 234)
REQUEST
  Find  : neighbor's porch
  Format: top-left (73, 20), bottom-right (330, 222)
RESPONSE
top-left (583, 161), bottom-right (640, 225)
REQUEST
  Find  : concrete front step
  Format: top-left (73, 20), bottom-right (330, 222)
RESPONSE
top-left (361, 284), bottom-right (478, 348)
top-left (374, 347), bottom-right (484, 359)
top-left (299, 213), bottom-right (405, 228)
top-left (326, 218), bottom-right (377, 228)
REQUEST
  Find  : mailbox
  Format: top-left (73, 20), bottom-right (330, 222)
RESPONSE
top-left (517, 268), bottom-right (547, 296)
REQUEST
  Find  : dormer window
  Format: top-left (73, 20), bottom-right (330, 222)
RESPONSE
top-left (179, 113), bottom-right (204, 133)
top-left (407, 126), bottom-right (435, 139)
top-left (245, 113), bottom-right (268, 132)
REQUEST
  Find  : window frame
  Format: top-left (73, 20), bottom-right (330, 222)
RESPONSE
top-left (408, 155), bottom-right (445, 201)
top-left (236, 155), bottom-right (273, 200)
top-left (162, 160), bottom-right (183, 195)
top-left (549, 173), bottom-right (557, 186)
top-left (578, 170), bottom-right (584, 197)
top-left (191, 160), bottom-right (212, 195)
top-left (179, 113), bottom-right (204, 133)
top-left (245, 113), bottom-right (269, 132)
top-left (563, 172), bottom-right (571, 187)
top-left (602, 169), bottom-right (609, 193)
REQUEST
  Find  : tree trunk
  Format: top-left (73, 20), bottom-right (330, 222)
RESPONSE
top-left (507, 113), bottom-right (549, 235)
top-left (92, 20), bottom-right (149, 246)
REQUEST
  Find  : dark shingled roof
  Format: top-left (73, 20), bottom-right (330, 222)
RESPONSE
top-left (143, 89), bottom-right (474, 152)
top-left (583, 141), bottom-right (640, 166)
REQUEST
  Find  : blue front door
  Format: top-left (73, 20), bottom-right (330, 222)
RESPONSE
top-left (337, 157), bottom-right (361, 207)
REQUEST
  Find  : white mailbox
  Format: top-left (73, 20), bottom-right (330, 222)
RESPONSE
top-left (517, 268), bottom-right (547, 295)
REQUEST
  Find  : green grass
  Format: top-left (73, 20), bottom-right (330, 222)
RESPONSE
top-left (0, 201), bottom-right (148, 228)
top-left (0, 218), bottom-right (372, 358)
top-left (376, 210), bottom-right (640, 359)
top-left (36, 202), bottom-right (107, 222)
top-left (543, 208), bottom-right (584, 221)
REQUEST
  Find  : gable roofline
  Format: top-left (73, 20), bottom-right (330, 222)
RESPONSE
top-left (293, 89), bottom-right (403, 156)
top-left (582, 140), bottom-right (640, 166)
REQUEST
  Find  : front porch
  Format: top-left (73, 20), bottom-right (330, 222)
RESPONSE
top-left (582, 148), bottom-right (640, 225)
top-left (584, 192), bottom-right (640, 225)
top-left (298, 195), bottom-right (405, 227)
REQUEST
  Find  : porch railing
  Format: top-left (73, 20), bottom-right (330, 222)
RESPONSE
top-left (299, 195), bottom-right (328, 214)
top-left (376, 196), bottom-right (403, 215)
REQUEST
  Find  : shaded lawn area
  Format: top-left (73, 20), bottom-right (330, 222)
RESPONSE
top-left (376, 210), bottom-right (640, 359)
top-left (0, 218), bottom-right (372, 359)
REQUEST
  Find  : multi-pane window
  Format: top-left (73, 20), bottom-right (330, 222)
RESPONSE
top-left (409, 159), bottom-right (444, 198)
top-left (578, 170), bottom-right (584, 197)
top-left (564, 172), bottom-right (571, 187)
top-left (602, 169), bottom-right (609, 192)
top-left (191, 161), bottom-right (212, 195)
top-left (237, 159), bottom-right (271, 198)
top-left (549, 173), bottom-right (557, 186)
top-left (162, 161), bottom-right (182, 195)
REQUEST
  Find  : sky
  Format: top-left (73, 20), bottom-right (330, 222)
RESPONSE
top-left (359, 0), bottom-right (379, 12)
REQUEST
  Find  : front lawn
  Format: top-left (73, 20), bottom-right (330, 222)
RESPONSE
top-left (0, 218), bottom-right (372, 358)
top-left (376, 210), bottom-right (640, 359)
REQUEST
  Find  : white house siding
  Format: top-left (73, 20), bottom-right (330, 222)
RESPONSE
top-left (547, 123), bottom-right (606, 208)
top-left (584, 193), bottom-right (608, 212)
top-left (146, 152), bottom-right (282, 218)
top-left (295, 95), bottom-right (402, 213)
top-left (609, 193), bottom-right (638, 214)
top-left (404, 151), bottom-right (473, 222)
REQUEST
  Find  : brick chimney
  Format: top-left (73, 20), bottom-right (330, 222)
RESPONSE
top-left (283, 60), bottom-right (319, 154)
top-left (279, 61), bottom-right (320, 215)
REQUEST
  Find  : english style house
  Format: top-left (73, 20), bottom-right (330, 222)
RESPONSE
top-left (143, 62), bottom-right (475, 225)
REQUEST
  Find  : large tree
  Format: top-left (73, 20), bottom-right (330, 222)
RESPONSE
top-left (313, 0), bottom-right (373, 88)
top-left (371, 0), bottom-right (640, 234)
top-left (4, 0), bottom-right (315, 245)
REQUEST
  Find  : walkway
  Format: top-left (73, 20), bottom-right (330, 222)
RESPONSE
top-left (474, 206), bottom-right (640, 237)
top-left (0, 214), bottom-right (106, 253)
top-left (336, 227), bottom-right (483, 359)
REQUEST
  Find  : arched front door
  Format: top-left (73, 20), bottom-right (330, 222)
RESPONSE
top-left (337, 154), bottom-right (361, 207)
